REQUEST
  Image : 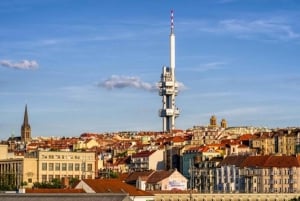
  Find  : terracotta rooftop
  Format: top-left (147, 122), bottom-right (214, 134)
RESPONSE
top-left (125, 170), bottom-right (154, 184)
top-left (81, 179), bottom-right (153, 196)
top-left (239, 134), bottom-right (253, 141)
top-left (218, 155), bottom-right (249, 167)
top-left (172, 136), bottom-right (185, 143)
top-left (131, 150), bottom-right (156, 158)
top-left (146, 170), bottom-right (175, 184)
top-left (265, 155), bottom-right (300, 167)
top-left (240, 155), bottom-right (300, 168)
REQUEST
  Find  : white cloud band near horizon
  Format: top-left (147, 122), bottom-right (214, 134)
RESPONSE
top-left (0, 59), bottom-right (39, 70)
top-left (98, 75), bottom-right (186, 92)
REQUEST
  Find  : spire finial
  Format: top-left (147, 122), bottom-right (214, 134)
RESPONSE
top-left (23, 104), bottom-right (29, 126)
top-left (170, 9), bottom-right (174, 34)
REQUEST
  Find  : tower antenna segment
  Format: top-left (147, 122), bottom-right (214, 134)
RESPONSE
top-left (158, 10), bottom-right (180, 133)
top-left (170, 9), bottom-right (174, 34)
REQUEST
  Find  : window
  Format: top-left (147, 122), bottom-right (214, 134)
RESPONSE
top-left (87, 164), bottom-right (92, 172)
top-left (42, 175), bottom-right (47, 182)
top-left (75, 163), bottom-right (80, 171)
top-left (81, 163), bottom-right (86, 172)
top-left (68, 163), bottom-right (73, 171)
top-left (28, 178), bottom-right (32, 183)
top-left (55, 175), bottom-right (60, 179)
top-left (42, 162), bottom-right (47, 171)
top-left (49, 175), bottom-right (54, 182)
top-left (62, 163), bottom-right (67, 171)
top-left (49, 163), bottom-right (54, 171)
top-left (55, 163), bottom-right (60, 171)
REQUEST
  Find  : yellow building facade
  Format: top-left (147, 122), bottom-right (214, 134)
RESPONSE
top-left (0, 150), bottom-right (96, 188)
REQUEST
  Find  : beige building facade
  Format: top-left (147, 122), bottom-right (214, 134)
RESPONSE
top-left (36, 151), bottom-right (96, 183)
top-left (0, 150), bottom-right (96, 188)
top-left (0, 157), bottom-right (37, 188)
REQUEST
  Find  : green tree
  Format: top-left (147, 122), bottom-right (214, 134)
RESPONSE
top-left (0, 172), bottom-right (17, 191)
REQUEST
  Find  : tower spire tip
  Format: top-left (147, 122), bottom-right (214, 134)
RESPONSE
top-left (170, 9), bottom-right (174, 33)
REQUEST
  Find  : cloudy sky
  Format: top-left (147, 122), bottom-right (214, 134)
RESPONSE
top-left (1, 0), bottom-right (300, 139)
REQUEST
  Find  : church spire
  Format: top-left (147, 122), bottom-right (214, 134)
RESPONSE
top-left (23, 104), bottom-right (29, 126)
top-left (21, 104), bottom-right (31, 143)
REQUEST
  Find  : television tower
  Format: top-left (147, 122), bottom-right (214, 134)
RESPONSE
top-left (158, 10), bottom-right (180, 133)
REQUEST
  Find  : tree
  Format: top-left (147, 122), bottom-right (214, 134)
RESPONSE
top-left (33, 178), bottom-right (63, 189)
top-left (0, 171), bottom-right (17, 191)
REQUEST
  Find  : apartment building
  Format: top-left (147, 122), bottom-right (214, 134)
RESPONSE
top-left (191, 157), bottom-right (222, 193)
top-left (215, 155), bottom-right (248, 193)
top-left (251, 132), bottom-right (275, 155)
top-left (0, 150), bottom-right (96, 188)
top-left (240, 155), bottom-right (300, 193)
top-left (130, 149), bottom-right (165, 171)
top-left (181, 146), bottom-right (222, 181)
top-left (274, 131), bottom-right (297, 155)
top-left (35, 151), bottom-right (96, 182)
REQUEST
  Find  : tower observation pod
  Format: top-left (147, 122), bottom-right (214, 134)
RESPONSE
top-left (158, 10), bottom-right (180, 133)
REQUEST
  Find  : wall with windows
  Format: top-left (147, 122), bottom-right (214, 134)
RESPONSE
top-left (37, 151), bottom-right (96, 183)
top-left (0, 158), bottom-right (37, 188)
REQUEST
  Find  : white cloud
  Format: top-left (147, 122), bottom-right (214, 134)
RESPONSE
top-left (0, 59), bottom-right (39, 70)
top-left (219, 19), bottom-right (300, 40)
top-left (184, 17), bottom-right (299, 42)
top-left (98, 75), bottom-right (157, 92)
top-left (98, 75), bottom-right (186, 92)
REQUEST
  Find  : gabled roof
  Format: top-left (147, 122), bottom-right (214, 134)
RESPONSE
top-left (146, 170), bottom-right (174, 184)
top-left (125, 170), bottom-right (155, 184)
top-left (172, 136), bottom-right (185, 143)
top-left (80, 179), bottom-right (153, 196)
top-left (131, 150), bottom-right (156, 158)
top-left (218, 155), bottom-right (248, 167)
top-left (239, 134), bottom-right (253, 141)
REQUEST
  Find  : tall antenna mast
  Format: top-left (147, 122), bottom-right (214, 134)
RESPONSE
top-left (171, 9), bottom-right (174, 34)
top-left (158, 9), bottom-right (180, 133)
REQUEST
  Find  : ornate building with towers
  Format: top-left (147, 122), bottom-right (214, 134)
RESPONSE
top-left (21, 104), bottom-right (31, 143)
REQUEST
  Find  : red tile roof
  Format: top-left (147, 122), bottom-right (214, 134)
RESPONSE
top-left (131, 150), bottom-right (156, 158)
top-left (240, 155), bottom-right (300, 168)
top-left (218, 155), bottom-right (249, 167)
top-left (146, 170), bottom-right (175, 184)
top-left (125, 170), bottom-right (155, 184)
top-left (81, 179), bottom-right (153, 196)
top-left (239, 134), bottom-right (253, 141)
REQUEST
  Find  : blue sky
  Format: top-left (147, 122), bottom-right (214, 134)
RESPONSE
top-left (1, 0), bottom-right (300, 139)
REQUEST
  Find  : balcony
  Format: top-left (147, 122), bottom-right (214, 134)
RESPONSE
top-left (159, 88), bottom-right (175, 96)
top-left (159, 109), bottom-right (174, 117)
